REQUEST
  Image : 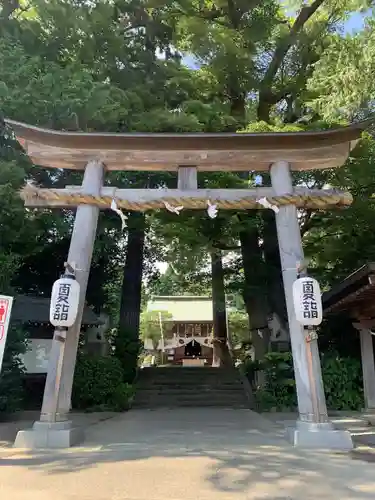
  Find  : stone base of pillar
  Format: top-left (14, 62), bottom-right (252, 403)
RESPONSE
top-left (362, 409), bottom-right (375, 426)
top-left (14, 420), bottom-right (84, 449)
top-left (286, 420), bottom-right (354, 450)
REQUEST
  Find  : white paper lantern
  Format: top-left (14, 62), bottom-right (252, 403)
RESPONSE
top-left (292, 277), bottom-right (323, 326)
top-left (49, 276), bottom-right (80, 327)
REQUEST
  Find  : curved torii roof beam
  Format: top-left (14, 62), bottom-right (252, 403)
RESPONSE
top-left (4, 118), bottom-right (372, 172)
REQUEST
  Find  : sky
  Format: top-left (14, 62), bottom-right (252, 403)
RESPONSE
top-left (345, 11), bottom-right (368, 33)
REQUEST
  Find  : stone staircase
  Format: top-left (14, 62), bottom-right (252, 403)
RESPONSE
top-left (132, 366), bottom-right (252, 409)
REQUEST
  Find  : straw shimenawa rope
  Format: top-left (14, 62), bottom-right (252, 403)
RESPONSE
top-left (20, 184), bottom-right (353, 211)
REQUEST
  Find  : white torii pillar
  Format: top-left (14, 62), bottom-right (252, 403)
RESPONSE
top-left (14, 160), bottom-right (104, 448)
top-left (359, 328), bottom-right (375, 410)
top-left (270, 160), bottom-right (353, 450)
top-left (352, 322), bottom-right (375, 421)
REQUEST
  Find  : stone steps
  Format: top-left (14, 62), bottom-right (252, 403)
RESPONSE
top-left (136, 383), bottom-right (246, 389)
top-left (136, 386), bottom-right (246, 392)
top-left (132, 367), bottom-right (251, 409)
top-left (133, 401), bottom-right (249, 408)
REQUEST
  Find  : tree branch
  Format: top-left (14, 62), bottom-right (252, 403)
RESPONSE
top-left (212, 243), bottom-right (241, 251)
top-left (264, 0), bottom-right (326, 86)
top-left (300, 211), bottom-right (318, 236)
top-left (258, 0), bottom-right (326, 120)
top-left (0, 0), bottom-right (20, 20)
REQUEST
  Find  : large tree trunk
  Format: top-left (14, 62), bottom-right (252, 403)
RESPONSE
top-left (257, 95), bottom-right (273, 123)
top-left (261, 211), bottom-right (289, 338)
top-left (229, 88), bottom-right (246, 123)
top-left (115, 212), bottom-right (145, 381)
top-left (239, 224), bottom-right (271, 361)
top-left (210, 249), bottom-right (231, 367)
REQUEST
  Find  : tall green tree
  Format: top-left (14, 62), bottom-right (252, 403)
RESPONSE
top-left (307, 18), bottom-right (375, 120)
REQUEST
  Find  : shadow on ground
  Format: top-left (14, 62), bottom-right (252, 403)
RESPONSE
top-left (0, 409), bottom-right (374, 499)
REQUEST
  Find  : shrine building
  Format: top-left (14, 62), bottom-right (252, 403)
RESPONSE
top-left (145, 296), bottom-right (214, 366)
top-left (9, 294), bottom-right (103, 408)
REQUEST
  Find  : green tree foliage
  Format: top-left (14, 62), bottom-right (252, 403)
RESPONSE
top-left (228, 310), bottom-right (250, 347)
top-left (0, 170), bottom-right (27, 414)
top-left (0, 322), bottom-right (27, 415)
top-left (149, 265), bottom-right (211, 296)
top-left (1, 0), bottom-right (375, 409)
top-left (307, 18), bottom-right (375, 120)
top-left (0, 158), bottom-right (28, 291)
top-left (140, 309), bottom-right (173, 348)
top-left (0, 131), bottom-right (34, 415)
top-left (304, 134), bottom-right (375, 287)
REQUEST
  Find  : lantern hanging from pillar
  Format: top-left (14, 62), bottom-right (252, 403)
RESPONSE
top-left (292, 276), bottom-right (323, 326)
top-left (49, 276), bottom-right (80, 327)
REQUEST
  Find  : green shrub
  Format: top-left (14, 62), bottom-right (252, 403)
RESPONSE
top-left (114, 329), bottom-right (141, 383)
top-left (254, 352), bottom-right (297, 411)
top-left (239, 358), bottom-right (262, 383)
top-left (322, 352), bottom-right (363, 410)
top-left (72, 354), bottom-right (135, 411)
top-left (246, 350), bottom-right (364, 412)
top-left (0, 323), bottom-right (27, 417)
top-left (110, 382), bottom-right (135, 411)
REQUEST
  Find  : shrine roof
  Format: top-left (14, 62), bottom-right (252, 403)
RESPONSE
top-left (11, 295), bottom-right (102, 326)
top-left (150, 296), bottom-right (212, 301)
top-left (5, 118), bottom-right (372, 172)
top-left (147, 296), bottom-right (213, 322)
top-left (322, 264), bottom-right (375, 317)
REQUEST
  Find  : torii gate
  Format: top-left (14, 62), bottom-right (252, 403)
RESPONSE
top-left (7, 118), bottom-right (369, 450)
